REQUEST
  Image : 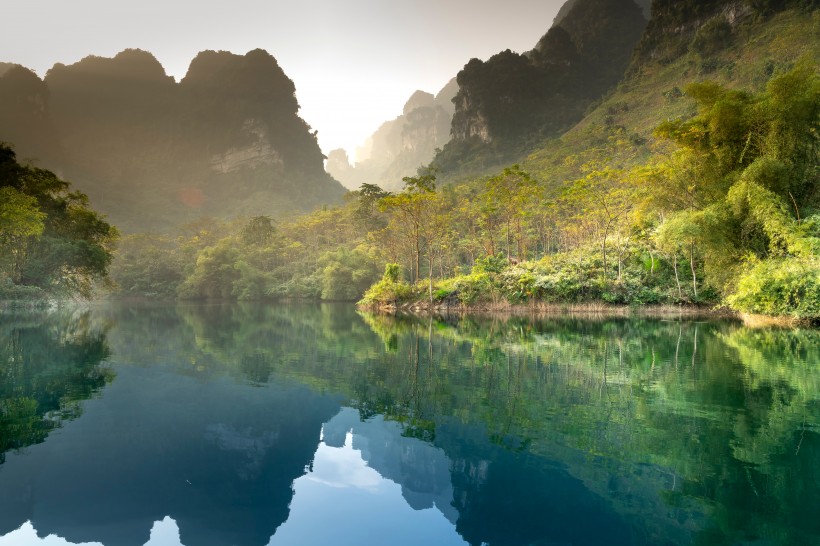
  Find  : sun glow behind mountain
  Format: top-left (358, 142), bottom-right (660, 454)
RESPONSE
top-left (1, 0), bottom-right (567, 158)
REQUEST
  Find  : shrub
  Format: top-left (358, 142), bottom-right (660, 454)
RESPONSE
top-left (451, 272), bottom-right (494, 304)
top-left (473, 254), bottom-right (508, 274)
top-left (359, 264), bottom-right (415, 306)
top-left (727, 257), bottom-right (820, 319)
top-left (0, 276), bottom-right (48, 302)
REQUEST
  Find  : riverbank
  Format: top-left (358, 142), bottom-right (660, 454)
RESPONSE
top-left (360, 299), bottom-right (818, 328)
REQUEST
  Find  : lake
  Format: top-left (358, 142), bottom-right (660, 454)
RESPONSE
top-left (0, 302), bottom-right (817, 546)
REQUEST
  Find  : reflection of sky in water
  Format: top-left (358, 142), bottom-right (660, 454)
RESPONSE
top-left (0, 517), bottom-right (178, 546)
top-left (0, 410), bottom-right (466, 546)
top-left (7, 304), bottom-right (809, 545)
top-left (270, 425), bottom-right (467, 546)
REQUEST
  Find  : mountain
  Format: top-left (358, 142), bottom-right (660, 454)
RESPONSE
top-left (521, 0), bottom-right (820, 184)
top-left (326, 78), bottom-right (457, 192)
top-left (431, 0), bottom-right (649, 177)
top-left (631, 0), bottom-right (756, 67)
top-left (0, 49), bottom-right (345, 232)
top-left (554, 0), bottom-right (652, 22)
top-left (0, 64), bottom-right (59, 165)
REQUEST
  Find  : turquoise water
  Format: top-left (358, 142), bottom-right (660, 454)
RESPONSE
top-left (0, 302), bottom-right (817, 545)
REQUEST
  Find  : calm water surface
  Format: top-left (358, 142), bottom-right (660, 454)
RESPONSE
top-left (0, 302), bottom-right (817, 546)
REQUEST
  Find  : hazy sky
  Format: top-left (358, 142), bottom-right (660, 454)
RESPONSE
top-left (3, 0), bottom-right (566, 160)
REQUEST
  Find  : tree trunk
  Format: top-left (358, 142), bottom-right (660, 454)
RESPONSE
top-left (673, 253), bottom-right (682, 300)
top-left (516, 217), bottom-right (523, 260)
top-left (415, 237), bottom-right (420, 283)
top-left (506, 220), bottom-right (511, 258)
top-left (689, 241), bottom-right (698, 300)
top-left (601, 221), bottom-right (610, 283)
top-left (428, 243), bottom-right (434, 307)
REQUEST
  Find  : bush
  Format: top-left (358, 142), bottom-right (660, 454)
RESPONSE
top-left (0, 276), bottom-right (48, 302)
top-left (499, 267), bottom-right (537, 302)
top-left (473, 254), bottom-right (508, 274)
top-left (727, 257), bottom-right (820, 319)
top-left (359, 264), bottom-right (416, 306)
top-left (318, 249), bottom-right (381, 301)
top-left (450, 272), bottom-right (494, 304)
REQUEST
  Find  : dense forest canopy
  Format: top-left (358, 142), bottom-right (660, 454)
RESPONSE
top-left (0, 144), bottom-right (118, 300)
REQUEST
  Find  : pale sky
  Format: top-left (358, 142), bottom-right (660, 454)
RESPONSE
top-left (2, 0), bottom-right (566, 159)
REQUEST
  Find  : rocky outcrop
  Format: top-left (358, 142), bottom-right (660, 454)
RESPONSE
top-left (0, 49), bottom-right (344, 232)
top-left (0, 65), bottom-right (58, 164)
top-left (629, 0), bottom-right (753, 67)
top-left (209, 120), bottom-right (283, 174)
top-left (437, 0), bottom-right (648, 173)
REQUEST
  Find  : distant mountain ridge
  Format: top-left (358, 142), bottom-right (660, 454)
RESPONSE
top-left (0, 49), bottom-right (345, 232)
top-left (326, 78), bottom-right (457, 192)
top-left (329, 0), bottom-right (653, 190)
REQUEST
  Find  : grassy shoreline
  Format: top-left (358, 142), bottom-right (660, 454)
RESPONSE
top-left (360, 299), bottom-right (818, 328)
top-left (3, 295), bottom-right (815, 328)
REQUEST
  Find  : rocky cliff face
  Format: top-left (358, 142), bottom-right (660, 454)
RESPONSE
top-left (629, 0), bottom-right (752, 67)
top-left (326, 78), bottom-right (456, 191)
top-left (441, 0), bottom-right (648, 172)
top-left (0, 65), bottom-right (58, 164)
top-left (0, 49), bottom-right (344, 232)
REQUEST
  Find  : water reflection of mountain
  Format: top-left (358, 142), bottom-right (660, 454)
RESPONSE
top-left (0, 362), bottom-right (341, 546)
top-left (326, 407), bottom-right (633, 546)
top-left (324, 407), bottom-right (459, 522)
top-left (1, 302), bottom-right (817, 546)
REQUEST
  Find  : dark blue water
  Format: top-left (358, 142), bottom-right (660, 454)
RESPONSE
top-left (0, 302), bottom-right (817, 546)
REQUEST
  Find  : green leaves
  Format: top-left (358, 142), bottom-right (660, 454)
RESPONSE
top-left (0, 145), bottom-right (117, 296)
top-left (728, 256), bottom-right (820, 318)
top-left (648, 61), bottom-right (820, 317)
top-left (0, 187), bottom-right (45, 238)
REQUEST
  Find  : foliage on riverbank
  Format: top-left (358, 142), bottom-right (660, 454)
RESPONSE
top-left (361, 60), bottom-right (820, 320)
top-left (0, 145), bottom-right (118, 300)
top-left (108, 62), bottom-right (819, 321)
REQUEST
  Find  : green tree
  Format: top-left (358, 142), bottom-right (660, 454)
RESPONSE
top-left (650, 61), bottom-right (820, 314)
top-left (379, 171), bottom-right (439, 284)
top-left (240, 216), bottom-right (275, 246)
top-left (482, 165), bottom-right (541, 260)
top-left (354, 183), bottom-right (390, 231)
top-left (0, 145), bottom-right (118, 298)
top-left (0, 186), bottom-right (45, 283)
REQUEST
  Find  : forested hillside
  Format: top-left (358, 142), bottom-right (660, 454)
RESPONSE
top-left (0, 49), bottom-right (345, 232)
top-left (107, 1), bottom-right (820, 322)
top-left (432, 0), bottom-right (649, 177)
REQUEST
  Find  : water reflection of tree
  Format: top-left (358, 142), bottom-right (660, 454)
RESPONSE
top-left (356, 312), bottom-right (820, 546)
top-left (0, 310), bottom-right (113, 464)
top-left (110, 302), bottom-right (819, 545)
